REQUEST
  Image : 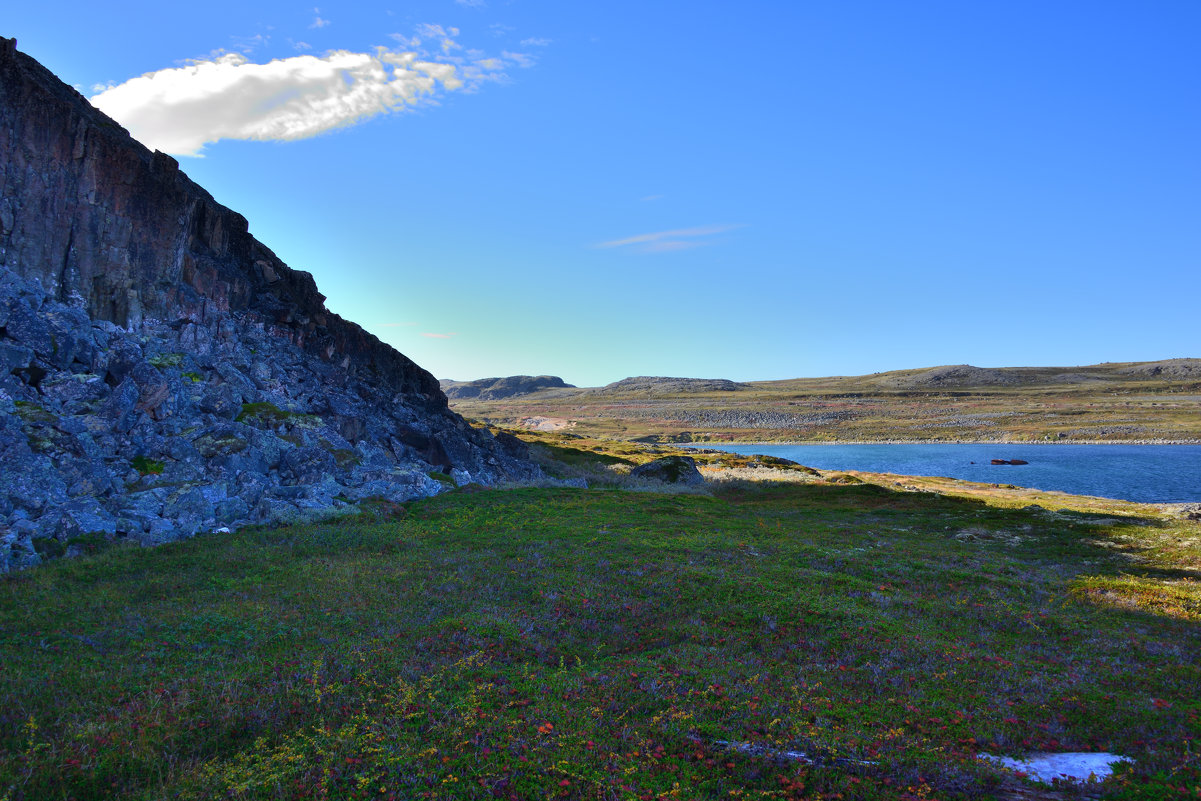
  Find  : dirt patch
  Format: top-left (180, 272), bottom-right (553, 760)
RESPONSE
top-left (518, 416), bottom-right (574, 432)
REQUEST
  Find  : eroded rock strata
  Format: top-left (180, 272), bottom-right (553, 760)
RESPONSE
top-left (0, 37), bottom-right (538, 570)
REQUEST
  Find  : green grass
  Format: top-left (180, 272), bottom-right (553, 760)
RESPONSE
top-left (1, 475), bottom-right (1199, 799)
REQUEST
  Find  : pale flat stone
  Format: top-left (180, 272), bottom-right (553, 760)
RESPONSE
top-left (979, 752), bottom-right (1131, 784)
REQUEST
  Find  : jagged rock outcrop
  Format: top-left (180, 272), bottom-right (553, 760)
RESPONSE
top-left (0, 37), bottom-right (540, 570)
top-left (440, 375), bottom-right (575, 400)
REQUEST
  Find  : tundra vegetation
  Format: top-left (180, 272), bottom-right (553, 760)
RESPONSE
top-left (0, 431), bottom-right (1198, 800)
top-left (447, 362), bottom-right (1201, 443)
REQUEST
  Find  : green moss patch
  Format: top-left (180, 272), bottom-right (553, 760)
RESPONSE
top-left (236, 401), bottom-right (321, 429)
top-left (147, 353), bottom-right (184, 368)
top-left (130, 456), bottom-right (165, 476)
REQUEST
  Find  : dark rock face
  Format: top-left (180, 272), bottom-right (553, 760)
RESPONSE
top-left (630, 456), bottom-right (705, 485)
top-left (0, 38), bottom-right (539, 571)
top-left (0, 37), bottom-right (430, 398)
top-left (440, 375), bottom-right (575, 400)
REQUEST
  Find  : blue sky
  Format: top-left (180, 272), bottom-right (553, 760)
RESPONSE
top-left (7, 1), bottom-right (1200, 386)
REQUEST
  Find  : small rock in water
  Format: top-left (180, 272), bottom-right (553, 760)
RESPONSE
top-left (979, 752), bottom-right (1131, 784)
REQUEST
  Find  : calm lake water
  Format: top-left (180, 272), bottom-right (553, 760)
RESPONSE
top-left (688, 443), bottom-right (1201, 503)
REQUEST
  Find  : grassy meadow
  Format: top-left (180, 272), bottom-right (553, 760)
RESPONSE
top-left (1, 436), bottom-right (1200, 800)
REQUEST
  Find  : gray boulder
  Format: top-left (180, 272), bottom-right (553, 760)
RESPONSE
top-left (630, 455), bottom-right (705, 485)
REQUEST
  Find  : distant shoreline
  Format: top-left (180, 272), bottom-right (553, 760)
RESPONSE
top-left (685, 439), bottom-right (1201, 447)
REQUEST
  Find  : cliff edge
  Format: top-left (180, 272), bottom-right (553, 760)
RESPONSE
top-left (0, 37), bottom-right (538, 570)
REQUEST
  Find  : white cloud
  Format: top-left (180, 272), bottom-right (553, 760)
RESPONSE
top-left (456, 0), bottom-right (486, 7)
top-left (292, 40), bottom-right (312, 51)
top-left (310, 7), bottom-right (330, 29)
top-left (596, 224), bottom-right (745, 253)
top-left (421, 332), bottom-right (457, 339)
top-left (520, 37), bottom-right (551, 47)
top-left (90, 32), bottom-right (522, 157)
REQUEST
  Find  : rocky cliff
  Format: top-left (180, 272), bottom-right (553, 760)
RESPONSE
top-left (0, 37), bottom-right (538, 570)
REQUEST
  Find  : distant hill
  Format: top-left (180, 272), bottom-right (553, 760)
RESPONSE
top-left (866, 364), bottom-right (1022, 389)
top-left (593, 377), bottom-right (749, 394)
top-left (447, 362), bottom-right (1201, 400)
top-left (440, 375), bottom-right (575, 400)
top-left (857, 360), bottom-right (1201, 391)
top-left (1117, 359), bottom-right (1201, 380)
top-left (444, 359), bottom-right (1201, 443)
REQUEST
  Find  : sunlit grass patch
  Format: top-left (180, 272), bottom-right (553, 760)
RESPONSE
top-left (1070, 575), bottom-right (1201, 620)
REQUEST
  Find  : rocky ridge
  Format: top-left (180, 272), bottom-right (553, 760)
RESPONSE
top-left (1117, 359), bottom-right (1201, 380)
top-left (868, 364), bottom-right (1022, 390)
top-left (0, 38), bottom-right (539, 570)
top-left (440, 375), bottom-right (574, 400)
top-left (594, 377), bottom-right (749, 394)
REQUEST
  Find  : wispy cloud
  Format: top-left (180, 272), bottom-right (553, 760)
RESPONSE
top-left (456, 0), bottom-right (486, 7)
top-left (231, 33), bottom-right (270, 53)
top-left (377, 322), bottom-right (417, 327)
top-left (639, 194), bottom-right (664, 202)
top-left (501, 51), bottom-right (536, 68)
top-left (596, 224), bottom-right (744, 253)
top-left (90, 27), bottom-right (527, 156)
top-left (309, 8), bottom-right (330, 29)
top-left (411, 23), bottom-right (461, 54)
top-left (520, 37), bottom-right (551, 47)
top-left (421, 332), bottom-right (457, 339)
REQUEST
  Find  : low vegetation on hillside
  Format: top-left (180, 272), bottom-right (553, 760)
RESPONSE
top-left (448, 361), bottom-right (1201, 443)
top-left (1, 433), bottom-right (1198, 800)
